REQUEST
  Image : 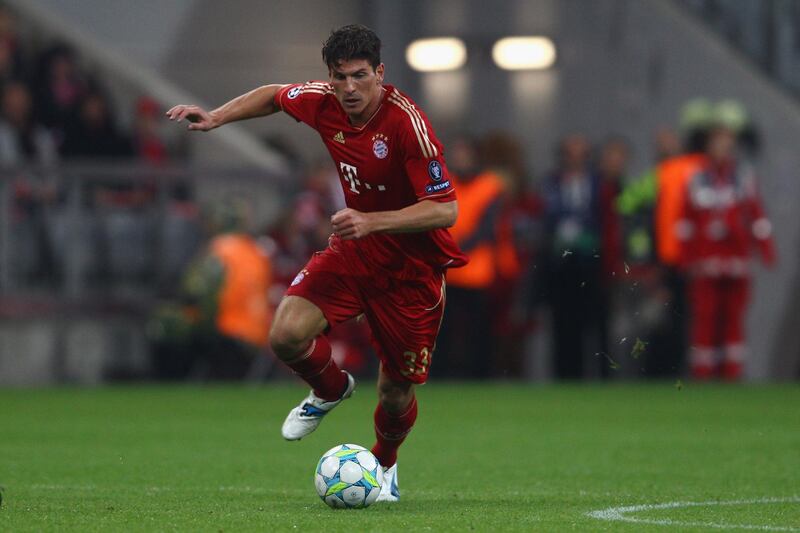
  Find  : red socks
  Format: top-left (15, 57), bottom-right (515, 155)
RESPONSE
top-left (284, 336), bottom-right (347, 401)
top-left (285, 334), bottom-right (419, 467)
top-left (371, 396), bottom-right (418, 468)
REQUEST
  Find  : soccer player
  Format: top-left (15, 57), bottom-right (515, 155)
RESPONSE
top-left (166, 24), bottom-right (466, 502)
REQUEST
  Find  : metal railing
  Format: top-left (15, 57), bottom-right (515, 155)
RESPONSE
top-left (0, 163), bottom-right (291, 312)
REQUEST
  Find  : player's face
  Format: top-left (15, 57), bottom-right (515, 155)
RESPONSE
top-left (329, 59), bottom-right (385, 124)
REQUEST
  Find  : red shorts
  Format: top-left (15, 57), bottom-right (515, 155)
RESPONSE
top-left (285, 239), bottom-right (446, 384)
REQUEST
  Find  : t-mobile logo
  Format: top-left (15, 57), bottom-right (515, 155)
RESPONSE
top-left (339, 162), bottom-right (360, 194)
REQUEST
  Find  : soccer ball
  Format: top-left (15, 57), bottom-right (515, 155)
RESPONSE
top-left (314, 443), bottom-right (383, 509)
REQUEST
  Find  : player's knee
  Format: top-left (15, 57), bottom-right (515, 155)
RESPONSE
top-left (378, 381), bottom-right (413, 414)
top-left (269, 297), bottom-right (327, 360)
top-left (269, 320), bottom-right (314, 360)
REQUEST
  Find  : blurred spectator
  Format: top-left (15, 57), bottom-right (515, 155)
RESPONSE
top-left (0, 79), bottom-right (60, 285)
top-left (61, 84), bottom-right (133, 158)
top-left (0, 6), bottom-right (25, 87)
top-left (616, 128), bottom-right (683, 377)
top-left (656, 99), bottom-right (714, 268)
top-left (434, 134), bottom-right (499, 379)
top-left (678, 101), bottom-right (775, 381)
top-left (269, 161), bottom-right (343, 295)
top-left (645, 100), bottom-right (716, 376)
top-left (435, 132), bottom-right (532, 379)
top-left (654, 127), bottom-right (682, 162)
top-left (485, 133), bottom-right (542, 378)
top-left (293, 159), bottom-right (346, 247)
top-left (9, 175), bottom-right (60, 285)
top-left (596, 137), bottom-right (627, 274)
top-left (0, 80), bottom-right (58, 166)
top-left (157, 182), bottom-right (204, 291)
top-left (95, 182), bottom-right (157, 286)
top-left (33, 44), bottom-right (85, 133)
top-left (150, 200), bottom-right (273, 380)
top-left (77, 167), bottom-right (158, 287)
top-left (542, 134), bottom-right (619, 379)
top-left (133, 96), bottom-right (168, 164)
top-left (594, 137), bottom-right (627, 377)
top-left (617, 127), bottom-right (680, 266)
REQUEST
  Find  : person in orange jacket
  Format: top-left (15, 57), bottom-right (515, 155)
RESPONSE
top-left (150, 201), bottom-right (273, 380)
top-left (646, 99), bottom-right (715, 377)
top-left (434, 133), bottom-right (518, 379)
top-left (207, 231), bottom-right (273, 352)
top-left (655, 100), bottom-right (714, 267)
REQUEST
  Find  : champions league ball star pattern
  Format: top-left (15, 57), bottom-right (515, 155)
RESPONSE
top-left (315, 444), bottom-right (383, 508)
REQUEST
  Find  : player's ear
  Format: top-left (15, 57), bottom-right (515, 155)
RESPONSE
top-left (375, 63), bottom-right (385, 84)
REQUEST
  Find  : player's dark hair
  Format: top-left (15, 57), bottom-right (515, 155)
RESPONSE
top-left (322, 24), bottom-right (381, 71)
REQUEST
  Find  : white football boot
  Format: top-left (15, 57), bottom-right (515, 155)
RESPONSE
top-left (281, 371), bottom-right (355, 441)
top-left (376, 463), bottom-right (400, 502)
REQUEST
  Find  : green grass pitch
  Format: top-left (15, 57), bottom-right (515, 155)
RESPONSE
top-left (1, 383), bottom-right (798, 531)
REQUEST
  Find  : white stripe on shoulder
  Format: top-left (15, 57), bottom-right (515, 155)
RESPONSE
top-left (388, 96), bottom-right (430, 158)
top-left (389, 93), bottom-right (435, 157)
top-left (302, 82), bottom-right (333, 94)
top-left (388, 96), bottom-right (431, 158)
top-left (391, 89), bottom-right (438, 157)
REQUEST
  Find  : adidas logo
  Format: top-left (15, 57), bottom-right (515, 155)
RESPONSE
top-left (333, 131), bottom-right (345, 144)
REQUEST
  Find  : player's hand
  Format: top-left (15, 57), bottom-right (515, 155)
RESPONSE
top-left (331, 208), bottom-right (374, 240)
top-left (165, 104), bottom-right (218, 131)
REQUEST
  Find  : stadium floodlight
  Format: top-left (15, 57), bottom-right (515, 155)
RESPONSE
top-left (406, 38), bottom-right (467, 72)
top-left (492, 36), bottom-right (556, 70)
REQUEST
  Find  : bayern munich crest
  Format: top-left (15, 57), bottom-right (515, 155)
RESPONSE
top-left (372, 133), bottom-right (389, 159)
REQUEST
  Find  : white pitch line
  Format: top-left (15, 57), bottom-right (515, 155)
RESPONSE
top-left (587, 496), bottom-right (800, 531)
top-left (25, 484), bottom-right (305, 495)
top-left (28, 484), bottom-right (98, 491)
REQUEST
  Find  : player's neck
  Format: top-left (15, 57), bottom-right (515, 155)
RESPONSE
top-left (347, 87), bottom-right (385, 128)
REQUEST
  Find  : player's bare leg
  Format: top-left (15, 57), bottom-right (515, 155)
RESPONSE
top-left (270, 296), bottom-right (355, 440)
top-left (372, 364), bottom-right (417, 502)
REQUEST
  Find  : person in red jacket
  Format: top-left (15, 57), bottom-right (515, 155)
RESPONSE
top-left (677, 103), bottom-right (776, 380)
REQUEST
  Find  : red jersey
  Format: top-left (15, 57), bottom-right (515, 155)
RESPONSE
top-left (275, 82), bottom-right (467, 279)
top-left (677, 158), bottom-right (775, 277)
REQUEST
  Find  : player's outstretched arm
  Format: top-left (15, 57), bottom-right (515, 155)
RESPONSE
top-left (165, 84), bottom-right (286, 131)
top-left (331, 200), bottom-right (457, 240)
